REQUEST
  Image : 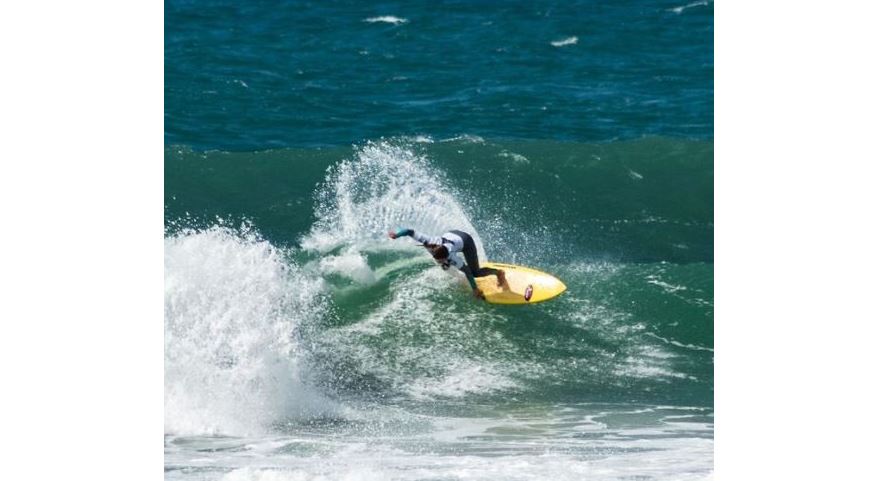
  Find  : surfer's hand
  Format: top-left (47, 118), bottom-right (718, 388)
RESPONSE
top-left (473, 288), bottom-right (486, 300)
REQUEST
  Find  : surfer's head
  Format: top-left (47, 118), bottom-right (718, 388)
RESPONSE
top-left (431, 245), bottom-right (449, 261)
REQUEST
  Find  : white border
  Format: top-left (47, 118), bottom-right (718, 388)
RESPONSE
top-left (3, 2), bottom-right (161, 479)
top-left (717, 1), bottom-right (883, 479)
top-left (7, 0), bottom-right (884, 478)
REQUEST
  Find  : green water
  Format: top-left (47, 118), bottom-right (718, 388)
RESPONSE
top-left (165, 137), bottom-right (712, 408)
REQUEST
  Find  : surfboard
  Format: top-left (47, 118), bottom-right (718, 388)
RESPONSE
top-left (475, 262), bottom-right (567, 304)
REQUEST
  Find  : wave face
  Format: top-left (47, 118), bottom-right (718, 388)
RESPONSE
top-left (166, 137), bottom-right (712, 263)
top-left (165, 139), bottom-right (712, 479)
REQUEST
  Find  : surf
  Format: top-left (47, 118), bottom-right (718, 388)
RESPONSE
top-left (165, 140), bottom-right (713, 437)
top-left (164, 225), bottom-right (336, 436)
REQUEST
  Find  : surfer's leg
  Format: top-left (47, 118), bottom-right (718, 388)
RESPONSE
top-left (458, 233), bottom-right (507, 287)
top-left (496, 269), bottom-right (508, 288)
top-left (476, 267), bottom-right (507, 289)
top-left (487, 268), bottom-right (508, 289)
top-left (452, 231), bottom-right (507, 287)
top-left (473, 267), bottom-right (497, 277)
top-left (457, 232), bottom-right (485, 276)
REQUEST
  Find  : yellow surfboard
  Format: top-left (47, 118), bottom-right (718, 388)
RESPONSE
top-left (475, 262), bottom-right (567, 304)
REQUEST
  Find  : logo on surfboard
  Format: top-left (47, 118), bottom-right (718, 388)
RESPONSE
top-left (524, 285), bottom-right (534, 301)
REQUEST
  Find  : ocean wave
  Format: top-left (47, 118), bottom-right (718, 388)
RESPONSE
top-left (668, 1), bottom-right (710, 15)
top-left (363, 16), bottom-right (408, 25)
top-left (171, 404), bottom-right (713, 481)
top-left (165, 139), bottom-right (713, 421)
top-left (551, 36), bottom-right (579, 47)
top-left (164, 226), bottom-right (335, 436)
top-left (301, 141), bottom-right (486, 259)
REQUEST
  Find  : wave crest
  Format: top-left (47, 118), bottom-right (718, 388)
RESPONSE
top-left (302, 141), bottom-right (485, 258)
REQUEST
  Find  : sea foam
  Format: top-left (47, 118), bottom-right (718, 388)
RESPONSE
top-left (164, 226), bottom-right (334, 436)
top-left (302, 141), bottom-right (485, 259)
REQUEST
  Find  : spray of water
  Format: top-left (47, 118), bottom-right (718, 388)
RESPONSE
top-left (301, 141), bottom-right (485, 259)
top-left (164, 225), bottom-right (334, 436)
top-left (298, 141), bottom-right (527, 400)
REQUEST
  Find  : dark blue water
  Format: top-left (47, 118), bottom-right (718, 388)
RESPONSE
top-left (165, 0), bottom-right (713, 150)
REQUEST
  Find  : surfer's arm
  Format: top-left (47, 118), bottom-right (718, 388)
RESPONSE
top-left (388, 227), bottom-right (442, 246)
top-left (388, 227), bottom-right (413, 239)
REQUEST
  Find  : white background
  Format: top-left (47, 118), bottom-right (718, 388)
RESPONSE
top-left (2, 1), bottom-right (883, 479)
top-left (717, 1), bottom-right (884, 479)
top-left (1, 2), bottom-right (163, 478)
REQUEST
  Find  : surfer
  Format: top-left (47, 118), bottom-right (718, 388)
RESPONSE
top-left (388, 228), bottom-right (507, 300)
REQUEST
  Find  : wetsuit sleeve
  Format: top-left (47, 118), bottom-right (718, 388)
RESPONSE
top-left (392, 228), bottom-right (414, 239)
top-left (408, 229), bottom-right (444, 246)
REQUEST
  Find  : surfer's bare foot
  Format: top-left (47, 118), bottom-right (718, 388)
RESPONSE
top-left (497, 270), bottom-right (509, 289)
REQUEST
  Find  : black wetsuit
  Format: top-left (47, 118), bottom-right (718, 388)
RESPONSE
top-left (394, 228), bottom-right (499, 288)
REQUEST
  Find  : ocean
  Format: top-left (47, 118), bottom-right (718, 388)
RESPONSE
top-left (165, 1), bottom-right (714, 480)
